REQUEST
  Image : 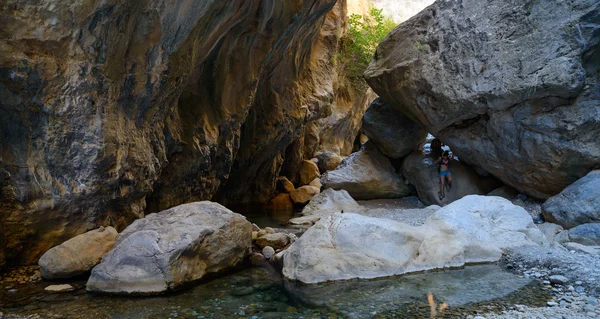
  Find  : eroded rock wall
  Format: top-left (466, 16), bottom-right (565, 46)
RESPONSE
top-left (0, 0), bottom-right (340, 269)
top-left (365, 0), bottom-right (600, 199)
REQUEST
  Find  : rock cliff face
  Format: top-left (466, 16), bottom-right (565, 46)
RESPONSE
top-left (0, 0), bottom-right (356, 269)
top-left (365, 0), bottom-right (600, 200)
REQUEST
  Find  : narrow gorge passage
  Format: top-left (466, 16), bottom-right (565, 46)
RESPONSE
top-left (1, 0), bottom-right (599, 318)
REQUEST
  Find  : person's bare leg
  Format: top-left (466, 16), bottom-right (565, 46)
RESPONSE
top-left (447, 174), bottom-right (452, 190)
top-left (439, 176), bottom-right (445, 197)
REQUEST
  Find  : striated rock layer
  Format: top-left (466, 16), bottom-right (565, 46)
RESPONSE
top-left (0, 0), bottom-right (354, 269)
top-left (365, 0), bottom-right (600, 200)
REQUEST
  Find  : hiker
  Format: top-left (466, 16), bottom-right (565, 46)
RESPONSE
top-left (431, 150), bottom-right (452, 199)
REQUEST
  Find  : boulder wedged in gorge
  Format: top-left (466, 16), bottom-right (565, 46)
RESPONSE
top-left (0, 0), bottom-right (350, 269)
top-left (39, 227), bottom-right (118, 279)
top-left (362, 98), bottom-right (427, 159)
top-left (321, 143), bottom-right (412, 200)
top-left (542, 170), bottom-right (600, 229)
top-left (364, 0), bottom-right (600, 200)
top-left (86, 202), bottom-right (251, 295)
top-left (282, 195), bottom-right (546, 284)
top-left (402, 151), bottom-right (501, 206)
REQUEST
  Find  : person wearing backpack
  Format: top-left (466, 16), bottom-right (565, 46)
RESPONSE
top-left (431, 150), bottom-right (452, 200)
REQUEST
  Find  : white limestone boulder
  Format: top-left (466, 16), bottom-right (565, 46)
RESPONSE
top-left (283, 195), bottom-right (545, 284)
top-left (288, 189), bottom-right (361, 226)
top-left (86, 201), bottom-right (251, 295)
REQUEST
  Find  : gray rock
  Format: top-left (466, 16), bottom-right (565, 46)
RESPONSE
top-left (365, 0), bottom-right (600, 200)
top-left (322, 142), bottom-right (412, 200)
top-left (542, 171), bottom-right (600, 229)
top-left (255, 233), bottom-right (289, 250)
top-left (283, 195), bottom-right (545, 283)
top-left (549, 275), bottom-right (570, 285)
top-left (39, 227), bottom-right (118, 279)
top-left (86, 202), bottom-right (251, 295)
top-left (262, 246), bottom-right (276, 259)
top-left (402, 151), bottom-right (501, 206)
top-left (568, 223), bottom-right (600, 246)
top-left (315, 152), bottom-right (343, 174)
top-left (564, 242), bottom-right (599, 255)
top-left (44, 284), bottom-right (75, 293)
top-left (487, 186), bottom-right (518, 200)
top-left (362, 98), bottom-right (427, 159)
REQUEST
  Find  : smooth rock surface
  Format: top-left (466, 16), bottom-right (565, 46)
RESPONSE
top-left (44, 284), bottom-right (75, 293)
top-left (297, 160), bottom-right (321, 186)
top-left (255, 233), bottom-right (289, 250)
top-left (487, 186), bottom-right (518, 200)
top-left (321, 143), bottom-right (411, 200)
top-left (86, 202), bottom-right (251, 295)
top-left (315, 152), bottom-right (343, 174)
top-left (277, 177), bottom-right (295, 193)
top-left (290, 186), bottom-right (321, 205)
top-left (283, 195), bottom-right (545, 283)
top-left (39, 227), bottom-right (118, 279)
top-left (288, 189), bottom-right (361, 225)
top-left (402, 151), bottom-right (501, 206)
top-left (362, 97), bottom-right (427, 159)
top-left (568, 224), bottom-right (600, 246)
top-left (542, 170), bottom-right (600, 229)
top-left (365, 0), bottom-right (600, 200)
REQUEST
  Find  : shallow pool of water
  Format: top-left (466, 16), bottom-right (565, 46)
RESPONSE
top-left (1, 264), bottom-right (550, 319)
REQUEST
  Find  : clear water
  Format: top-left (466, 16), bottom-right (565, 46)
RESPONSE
top-left (1, 264), bottom-right (550, 319)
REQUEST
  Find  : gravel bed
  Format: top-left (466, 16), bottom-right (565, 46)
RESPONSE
top-left (472, 244), bottom-right (600, 319)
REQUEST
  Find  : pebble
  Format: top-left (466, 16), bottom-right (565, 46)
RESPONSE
top-left (549, 275), bottom-right (570, 285)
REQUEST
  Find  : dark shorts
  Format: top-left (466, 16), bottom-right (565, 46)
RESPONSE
top-left (440, 170), bottom-right (451, 177)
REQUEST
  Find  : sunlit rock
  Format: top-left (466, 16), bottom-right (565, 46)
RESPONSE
top-left (322, 143), bottom-right (411, 200)
top-left (87, 202), bottom-right (251, 295)
top-left (283, 195), bottom-right (546, 283)
top-left (39, 227), bottom-right (118, 279)
top-left (365, 0), bottom-right (600, 199)
top-left (542, 170), bottom-right (600, 229)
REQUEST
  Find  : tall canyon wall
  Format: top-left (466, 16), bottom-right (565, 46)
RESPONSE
top-left (0, 0), bottom-right (372, 270)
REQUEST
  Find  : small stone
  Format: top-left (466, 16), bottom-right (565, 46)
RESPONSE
top-left (576, 280), bottom-right (583, 285)
top-left (264, 227), bottom-right (275, 234)
top-left (45, 284), bottom-right (75, 293)
top-left (262, 246), bottom-right (275, 259)
top-left (576, 286), bottom-right (585, 293)
top-left (549, 275), bottom-right (569, 285)
top-left (250, 253), bottom-right (267, 266)
top-left (285, 307), bottom-right (298, 313)
top-left (588, 298), bottom-right (599, 305)
top-left (547, 301), bottom-right (558, 307)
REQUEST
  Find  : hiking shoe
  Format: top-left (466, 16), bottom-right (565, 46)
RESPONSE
top-left (438, 192), bottom-right (445, 200)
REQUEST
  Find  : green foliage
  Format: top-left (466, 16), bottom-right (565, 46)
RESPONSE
top-left (337, 7), bottom-right (396, 85)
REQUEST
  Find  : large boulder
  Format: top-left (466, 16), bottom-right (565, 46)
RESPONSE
top-left (402, 151), bottom-right (501, 206)
top-left (86, 202), bottom-right (251, 295)
top-left (542, 170), bottom-right (600, 229)
top-left (365, 0), bottom-right (600, 200)
top-left (288, 189), bottom-right (361, 225)
top-left (297, 160), bottom-right (321, 186)
top-left (315, 152), bottom-right (343, 174)
top-left (290, 186), bottom-right (321, 205)
top-left (567, 223), bottom-right (600, 246)
top-left (38, 227), bottom-right (118, 279)
top-left (321, 143), bottom-right (412, 200)
top-left (362, 98), bottom-right (427, 159)
top-left (283, 195), bottom-right (545, 283)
